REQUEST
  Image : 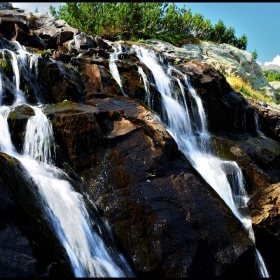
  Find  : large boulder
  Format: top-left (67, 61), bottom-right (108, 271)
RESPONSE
top-left (36, 55), bottom-right (86, 103)
top-left (43, 97), bottom-right (257, 277)
top-left (43, 101), bottom-right (103, 171)
top-left (63, 32), bottom-right (96, 54)
top-left (0, 17), bottom-right (30, 40)
top-left (33, 19), bottom-right (79, 49)
top-left (82, 63), bottom-right (122, 98)
top-left (12, 22), bottom-right (46, 49)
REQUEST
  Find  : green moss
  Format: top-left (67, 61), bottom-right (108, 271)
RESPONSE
top-left (10, 105), bottom-right (35, 120)
top-left (0, 58), bottom-right (13, 78)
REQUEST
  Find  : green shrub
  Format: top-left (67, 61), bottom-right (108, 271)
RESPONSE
top-left (263, 70), bottom-right (280, 82)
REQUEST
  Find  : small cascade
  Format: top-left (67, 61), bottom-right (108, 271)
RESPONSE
top-left (4, 49), bottom-right (25, 102)
top-left (0, 41), bottom-right (43, 105)
top-left (108, 43), bottom-right (128, 97)
top-left (131, 44), bottom-right (269, 277)
top-left (0, 73), bottom-right (2, 106)
top-left (29, 55), bottom-right (39, 77)
top-left (138, 66), bottom-right (152, 108)
top-left (254, 111), bottom-right (265, 137)
top-left (0, 106), bottom-right (14, 154)
top-left (23, 106), bottom-right (55, 164)
top-left (0, 42), bottom-right (135, 277)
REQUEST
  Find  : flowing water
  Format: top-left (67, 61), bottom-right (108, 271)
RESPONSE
top-left (129, 44), bottom-right (269, 277)
top-left (0, 36), bottom-right (270, 277)
top-left (108, 43), bottom-right (128, 97)
top-left (254, 111), bottom-right (265, 137)
top-left (0, 41), bottom-right (134, 277)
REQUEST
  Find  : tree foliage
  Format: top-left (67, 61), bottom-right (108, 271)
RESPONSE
top-left (251, 49), bottom-right (258, 60)
top-left (51, 2), bottom-right (250, 51)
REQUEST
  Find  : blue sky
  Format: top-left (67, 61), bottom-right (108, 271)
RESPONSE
top-left (11, 2), bottom-right (280, 65)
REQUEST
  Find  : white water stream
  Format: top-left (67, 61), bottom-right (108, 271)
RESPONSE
top-left (0, 42), bottom-right (134, 277)
top-left (108, 43), bottom-right (128, 97)
top-left (131, 45), bottom-right (269, 277)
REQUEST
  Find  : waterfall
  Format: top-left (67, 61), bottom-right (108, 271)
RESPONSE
top-left (254, 111), bottom-right (265, 137)
top-left (132, 45), bottom-right (269, 277)
top-left (4, 49), bottom-right (25, 102)
top-left (138, 66), bottom-right (152, 108)
top-left (0, 106), bottom-right (14, 154)
top-left (29, 55), bottom-right (39, 77)
top-left (0, 73), bottom-right (2, 106)
top-left (0, 42), bottom-right (134, 277)
top-left (108, 43), bottom-right (128, 97)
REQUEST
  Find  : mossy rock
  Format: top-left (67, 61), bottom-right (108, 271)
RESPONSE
top-left (0, 55), bottom-right (13, 80)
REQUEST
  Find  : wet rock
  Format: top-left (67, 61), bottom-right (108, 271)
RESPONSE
top-left (43, 102), bottom-right (102, 171)
top-left (236, 136), bottom-right (280, 183)
top-left (74, 97), bottom-right (256, 277)
top-left (248, 182), bottom-right (280, 277)
top-left (38, 97), bottom-right (255, 277)
top-left (82, 63), bottom-right (122, 97)
top-left (7, 104), bottom-right (35, 153)
top-left (211, 134), bottom-right (272, 195)
top-left (37, 57), bottom-right (86, 103)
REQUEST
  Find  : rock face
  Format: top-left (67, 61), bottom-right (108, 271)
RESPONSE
top-left (147, 39), bottom-right (278, 99)
top-left (248, 183), bottom-right (280, 278)
top-left (270, 81), bottom-right (280, 91)
top-left (1, 5), bottom-right (280, 278)
top-left (44, 98), bottom-right (256, 278)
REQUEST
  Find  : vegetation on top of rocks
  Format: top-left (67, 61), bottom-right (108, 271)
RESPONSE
top-left (263, 70), bottom-right (280, 82)
top-left (226, 75), bottom-right (279, 104)
top-left (49, 2), bottom-right (249, 49)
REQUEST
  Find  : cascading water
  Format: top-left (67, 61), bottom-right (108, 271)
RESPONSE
top-left (0, 40), bottom-right (134, 277)
top-left (108, 43), bottom-right (128, 97)
top-left (131, 45), bottom-right (269, 277)
top-left (4, 49), bottom-right (25, 102)
top-left (254, 111), bottom-right (265, 137)
top-left (138, 66), bottom-right (152, 108)
top-left (0, 73), bottom-right (2, 106)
